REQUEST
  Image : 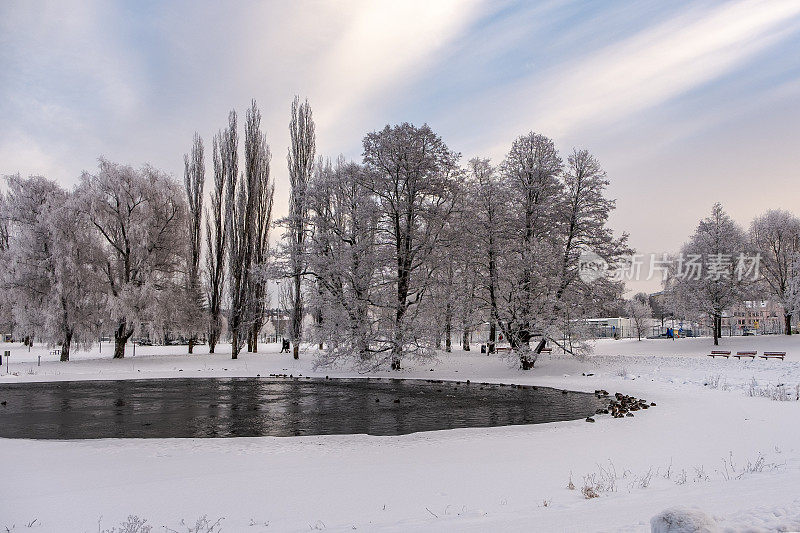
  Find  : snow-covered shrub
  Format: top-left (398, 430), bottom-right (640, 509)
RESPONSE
top-left (650, 507), bottom-right (718, 533)
top-left (704, 374), bottom-right (724, 389)
top-left (100, 515), bottom-right (152, 533)
top-left (580, 462), bottom-right (617, 498)
top-left (693, 466), bottom-right (709, 482)
top-left (170, 515), bottom-right (224, 533)
top-left (635, 468), bottom-right (654, 489)
top-left (581, 484), bottom-right (599, 499)
top-left (746, 378), bottom-right (798, 401)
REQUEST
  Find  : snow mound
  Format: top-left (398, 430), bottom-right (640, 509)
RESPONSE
top-left (650, 506), bottom-right (719, 533)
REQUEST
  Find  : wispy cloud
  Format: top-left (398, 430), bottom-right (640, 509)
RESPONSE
top-left (454, 0), bottom-right (800, 157)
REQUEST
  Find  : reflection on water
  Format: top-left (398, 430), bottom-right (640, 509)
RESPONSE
top-left (0, 377), bottom-right (605, 439)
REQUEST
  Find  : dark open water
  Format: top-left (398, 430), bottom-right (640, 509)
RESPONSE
top-left (0, 377), bottom-right (605, 439)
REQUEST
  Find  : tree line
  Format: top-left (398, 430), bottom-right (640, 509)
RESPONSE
top-left (0, 97), bottom-right (630, 369)
top-left (664, 203), bottom-right (800, 345)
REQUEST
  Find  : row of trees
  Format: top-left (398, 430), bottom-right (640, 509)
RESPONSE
top-left (665, 203), bottom-right (800, 345)
top-left (0, 101), bottom-right (279, 361)
top-left (306, 129), bottom-right (630, 369)
top-left (0, 97), bottom-right (630, 369)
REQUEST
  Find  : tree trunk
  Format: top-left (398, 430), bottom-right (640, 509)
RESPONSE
top-left (291, 273), bottom-right (302, 360)
top-left (445, 303), bottom-right (452, 353)
top-left (251, 327), bottom-right (259, 353)
top-left (188, 336), bottom-right (195, 354)
top-left (60, 329), bottom-right (73, 362)
top-left (488, 322), bottom-right (496, 353)
top-left (392, 267), bottom-right (408, 370)
top-left (712, 314), bottom-right (719, 346)
top-left (518, 346), bottom-right (535, 370)
top-left (231, 330), bottom-right (239, 359)
top-left (113, 322), bottom-right (132, 359)
top-left (208, 329), bottom-right (218, 354)
top-left (391, 325), bottom-right (403, 370)
top-left (462, 327), bottom-right (470, 351)
top-left (785, 314), bottom-right (792, 335)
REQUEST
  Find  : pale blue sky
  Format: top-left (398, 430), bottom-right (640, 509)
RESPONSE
top-left (3, 0), bottom-right (800, 287)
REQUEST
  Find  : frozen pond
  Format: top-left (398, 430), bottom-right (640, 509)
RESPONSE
top-left (0, 377), bottom-right (606, 439)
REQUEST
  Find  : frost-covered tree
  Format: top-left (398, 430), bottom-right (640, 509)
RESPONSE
top-left (222, 109), bottom-right (249, 359)
top-left (669, 203), bottom-right (747, 345)
top-left (206, 129), bottom-right (229, 353)
top-left (472, 139), bottom-right (628, 367)
top-left (306, 158), bottom-right (383, 367)
top-left (362, 123), bottom-right (460, 369)
top-left (222, 101), bottom-right (274, 358)
top-left (0, 192), bottom-right (12, 334)
top-left (3, 175), bottom-right (103, 360)
top-left (244, 101), bottom-right (274, 353)
top-left (424, 187), bottom-right (477, 353)
top-left (551, 149), bottom-right (630, 353)
top-left (183, 133), bottom-right (206, 353)
top-left (749, 210), bottom-right (800, 335)
top-left (627, 292), bottom-right (652, 341)
top-left (1, 176), bottom-right (52, 344)
top-left (496, 133), bottom-right (563, 367)
top-left (75, 160), bottom-right (187, 358)
top-left (284, 96), bottom-right (316, 359)
top-left (467, 158), bottom-right (506, 353)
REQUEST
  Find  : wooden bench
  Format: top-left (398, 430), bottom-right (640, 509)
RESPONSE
top-left (495, 346), bottom-right (551, 354)
top-left (707, 350), bottom-right (731, 358)
top-left (49, 349), bottom-right (60, 356)
top-left (734, 351), bottom-right (756, 359)
top-left (761, 351), bottom-right (786, 360)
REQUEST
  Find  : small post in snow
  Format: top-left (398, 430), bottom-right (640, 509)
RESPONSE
top-left (38, 355), bottom-right (41, 367)
top-left (4, 351), bottom-right (9, 374)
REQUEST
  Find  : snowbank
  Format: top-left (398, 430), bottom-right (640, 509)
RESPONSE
top-left (650, 507), bottom-right (718, 533)
top-left (1, 336), bottom-right (799, 531)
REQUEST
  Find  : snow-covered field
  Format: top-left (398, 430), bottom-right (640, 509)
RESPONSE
top-left (2, 336), bottom-right (800, 532)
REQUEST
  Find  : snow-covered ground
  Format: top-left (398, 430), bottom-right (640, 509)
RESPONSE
top-left (2, 336), bottom-right (800, 532)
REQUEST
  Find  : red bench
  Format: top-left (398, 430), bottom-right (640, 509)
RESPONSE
top-left (760, 351), bottom-right (786, 360)
top-left (734, 351), bottom-right (756, 359)
top-left (708, 350), bottom-right (731, 358)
